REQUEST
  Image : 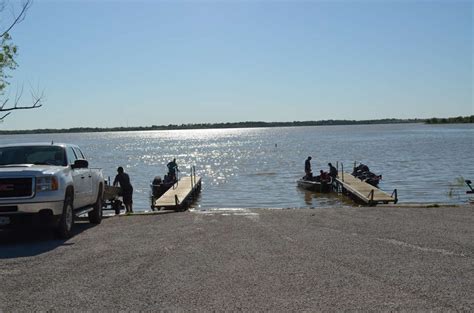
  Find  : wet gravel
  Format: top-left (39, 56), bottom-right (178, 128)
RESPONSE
top-left (1, 205), bottom-right (473, 311)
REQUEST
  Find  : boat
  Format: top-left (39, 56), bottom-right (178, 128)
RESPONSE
top-left (297, 176), bottom-right (333, 193)
top-left (352, 163), bottom-right (382, 187)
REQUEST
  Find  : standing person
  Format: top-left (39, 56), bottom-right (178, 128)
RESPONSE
top-left (113, 166), bottom-right (133, 213)
top-left (328, 163), bottom-right (338, 179)
top-left (167, 158), bottom-right (179, 180)
top-left (305, 156), bottom-right (312, 179)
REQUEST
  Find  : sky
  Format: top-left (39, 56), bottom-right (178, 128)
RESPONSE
top-left (0, 0), bottom-right (472, 130)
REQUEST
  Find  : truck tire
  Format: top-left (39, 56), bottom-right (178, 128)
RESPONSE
top-left (88, 185), bottom-right (103, 224)
top-left (55, 196), bottom-right (74, 239)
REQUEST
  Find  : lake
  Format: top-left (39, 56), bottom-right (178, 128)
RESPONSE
top-left (1, 123), bottom-right (473, 210)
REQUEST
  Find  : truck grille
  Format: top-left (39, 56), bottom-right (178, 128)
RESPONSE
top-left (0, 206), bottom-right (18, 212)
top-left (0, 178), bottom-right (34, 198)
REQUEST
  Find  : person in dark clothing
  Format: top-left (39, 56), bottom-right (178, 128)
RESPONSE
top-left (305, 156), bottom-right (312, 179)
top-left (113, 166), bottom-right (133, 213)
top-left (328, 163), bottom-right (338, 179)
top-left (167, 158), bottom-right (179, 180)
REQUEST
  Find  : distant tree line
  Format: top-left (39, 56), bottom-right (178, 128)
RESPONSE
top-left (1, 116), bottom-right (472, 135)
top-left (0, 118), bottom-right (425, 135)
top-left (425, 115), bottom-right (473, 124)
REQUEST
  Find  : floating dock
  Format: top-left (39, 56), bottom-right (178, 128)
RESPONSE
top-left (153, 172), bottom-right (202, 211)
top-left (334, 172), bottom-right (397, 206)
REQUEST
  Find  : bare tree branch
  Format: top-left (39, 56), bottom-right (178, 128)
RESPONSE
top-left (0, 0), bottom-right (43, 123)
top-left (14, 84), bottom-right (24, 105)
top-left (0, 112), bottom-right (10, 120)
top-left (0, 0), bottom-right (32, 38)
top-left (0, 85), bottom-right (43, 122)
top-left (0, 97), bottom-right (9, 110)
top-left (0, 99), bottom-right (42, 112)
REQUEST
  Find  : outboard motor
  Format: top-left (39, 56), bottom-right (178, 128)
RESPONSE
top-left (151, 176), bottom-right (163, 198)
top-left (466, 180), bottom-right (473, 194)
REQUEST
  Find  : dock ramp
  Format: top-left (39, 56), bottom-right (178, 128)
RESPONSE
top-left (153, 175), bottom-right (202, 211)
top-left (334, 172), bottom-right (397, 205)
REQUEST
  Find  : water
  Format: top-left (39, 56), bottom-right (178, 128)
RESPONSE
top-left (1, 123), bottom-right (473, 210)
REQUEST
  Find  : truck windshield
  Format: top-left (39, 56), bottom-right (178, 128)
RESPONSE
top-left (0, 146), bottom-right (67, 166)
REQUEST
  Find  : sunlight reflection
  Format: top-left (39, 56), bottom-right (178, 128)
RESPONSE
top-left (131, 127), bottom-right (265, 141)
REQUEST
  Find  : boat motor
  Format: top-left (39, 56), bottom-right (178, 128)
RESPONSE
top-left (465, 180), bottom-right (473, 194)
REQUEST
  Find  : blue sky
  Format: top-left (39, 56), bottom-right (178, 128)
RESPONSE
top-left (1, 0), bottom-right (472, 130)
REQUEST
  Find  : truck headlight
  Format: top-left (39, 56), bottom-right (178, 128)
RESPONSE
top-left (36, 176), bottom-right (59, 192)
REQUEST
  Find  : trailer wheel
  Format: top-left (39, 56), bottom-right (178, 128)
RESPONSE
top-left (55, 195), bottom-right (74, 239)
top-left (88, 185), bottom-right (103, 224)
top-left (112, 200), bottom-right (122, 215)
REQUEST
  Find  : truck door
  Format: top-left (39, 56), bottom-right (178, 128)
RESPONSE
top-left (74, 147), bottom-right (94, 204)
top-left (67, 147), bottom-right (87, 208)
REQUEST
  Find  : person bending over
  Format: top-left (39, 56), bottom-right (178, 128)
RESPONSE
top-left (113, 166), bottom-right (134, 213)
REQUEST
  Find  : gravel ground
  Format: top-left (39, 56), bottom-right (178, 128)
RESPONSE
top-left (1, 205), bottom-right (473, 311)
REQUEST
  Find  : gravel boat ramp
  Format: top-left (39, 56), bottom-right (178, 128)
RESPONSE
top-left (1, 205), bottom-right (473, 311)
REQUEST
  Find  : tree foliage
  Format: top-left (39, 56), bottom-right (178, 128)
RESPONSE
top-left (0, 32), bottom-right (18, 94)
top-left (425, 115), bottom-right (474, 124)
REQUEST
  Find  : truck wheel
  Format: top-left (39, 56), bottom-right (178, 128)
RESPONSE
top-left (55, 196), bottom-right (74, 239)
top-left (88, 186), bottom-right (103, 224)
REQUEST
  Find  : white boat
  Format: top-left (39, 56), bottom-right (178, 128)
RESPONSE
top-left (297, 176), bottom-right (333, 193)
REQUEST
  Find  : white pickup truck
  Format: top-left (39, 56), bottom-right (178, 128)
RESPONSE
top-left (0, 143), bottom-right (104, 238)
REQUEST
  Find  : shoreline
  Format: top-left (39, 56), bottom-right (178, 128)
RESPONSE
top-left (105, 202), bottom-right (473, 215)
top-left (1, 116), bottom-right (472, 135)
top-left (0, 118), bottom-right (464, 135)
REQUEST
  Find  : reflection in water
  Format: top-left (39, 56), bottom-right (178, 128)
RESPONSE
top-left (1, 124), bottom-right (473, 210)
top-left (304, 190), bottom-right (312, 205)
top-left (299, 187), bottom-right (352, 208)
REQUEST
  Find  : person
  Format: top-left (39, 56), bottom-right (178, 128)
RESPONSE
top-left (167, 158), bottom-right (179, 180)
top-left (319, 170), bottom-right (330, 182)
top-left (113, 166), bottom-right (133, 213)
top-left (328, 163), bottom-right (338, 179)
top-left (304, 156), bottom-right (312, 179)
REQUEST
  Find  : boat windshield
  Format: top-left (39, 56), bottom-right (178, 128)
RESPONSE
top-left (0, 146), bottom-right (67, 166)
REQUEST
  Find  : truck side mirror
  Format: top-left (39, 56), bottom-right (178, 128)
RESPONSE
top-left (71, 159), bottom-right (89, 169)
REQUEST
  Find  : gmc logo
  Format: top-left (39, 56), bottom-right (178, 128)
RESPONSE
top-left (0, 184), bottom-right (14, 191)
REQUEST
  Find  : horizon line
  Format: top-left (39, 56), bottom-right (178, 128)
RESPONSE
top-left (1, 116), bottom-right (473, 135)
